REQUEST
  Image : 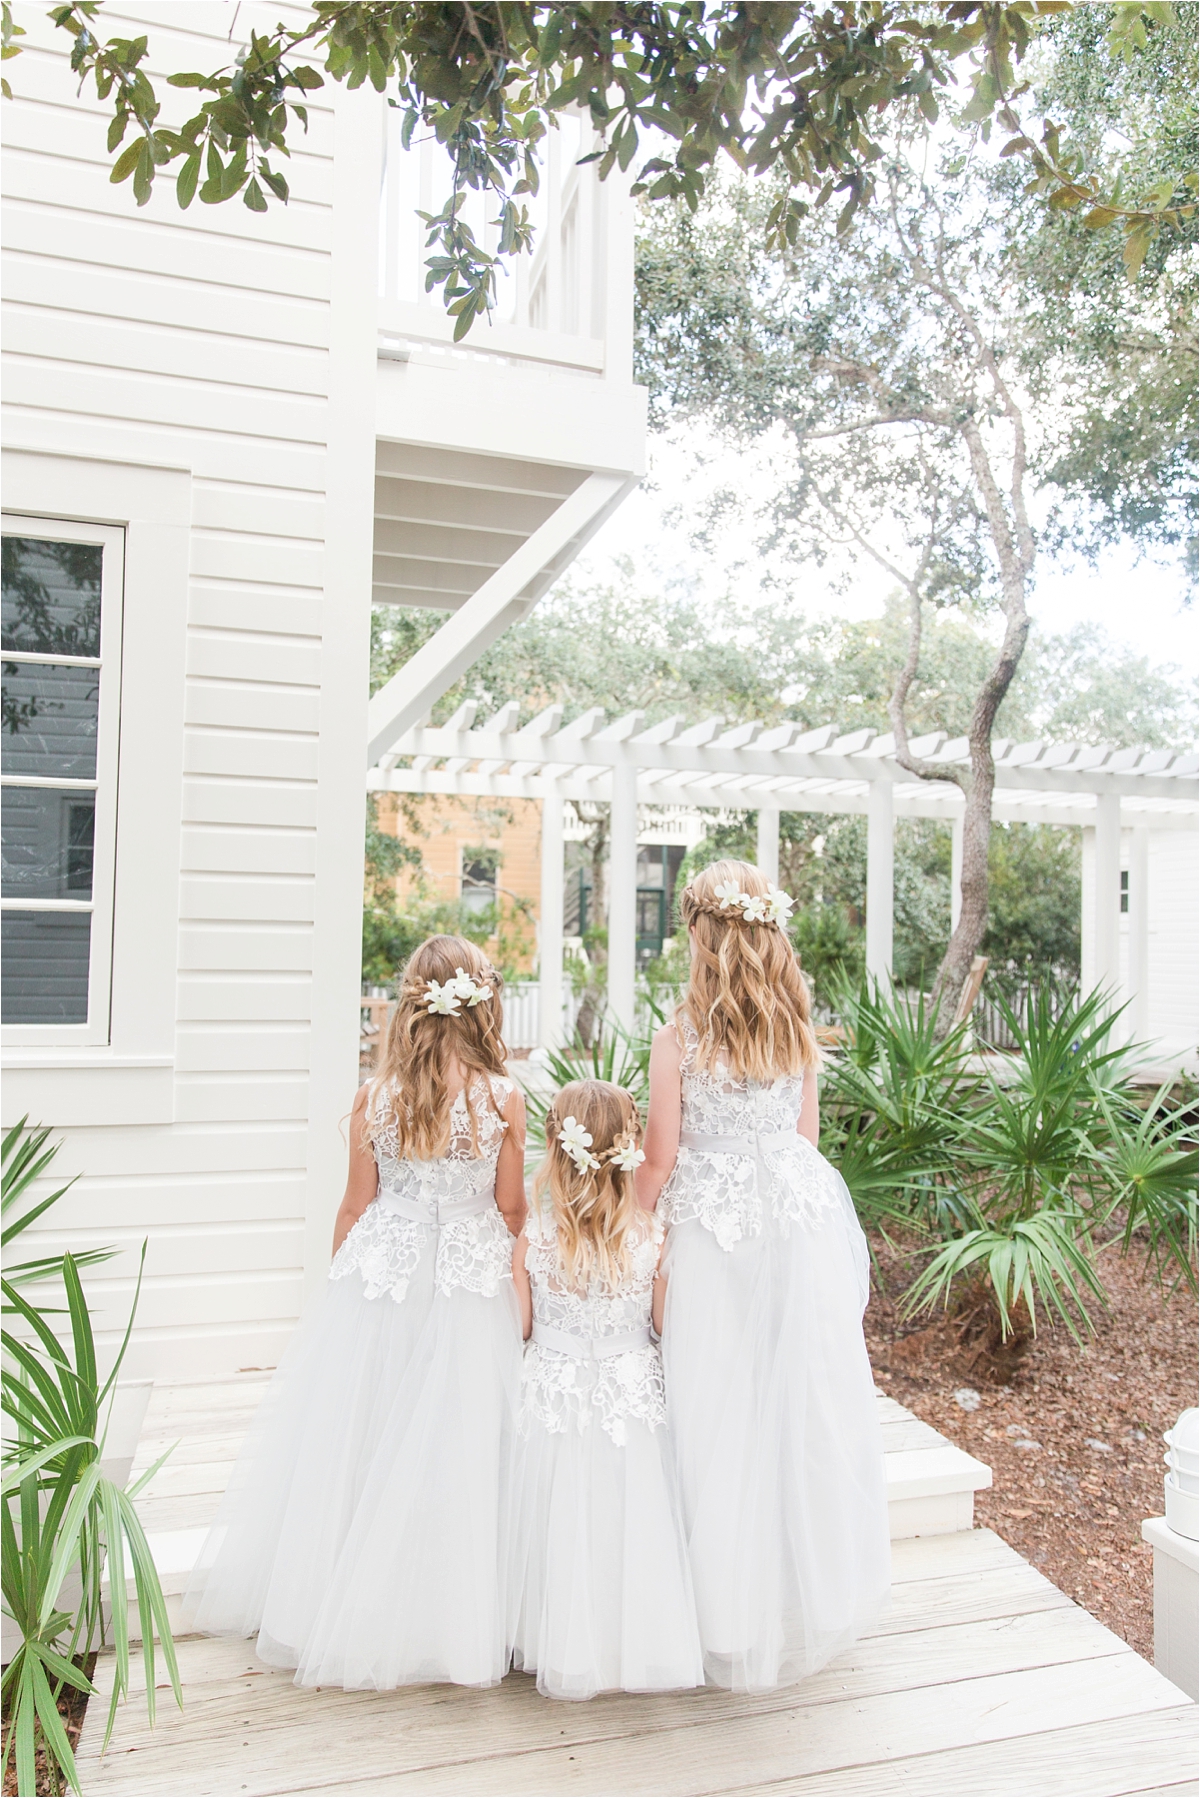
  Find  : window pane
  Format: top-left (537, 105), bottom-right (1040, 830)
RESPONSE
top-left (1, 788), bottom-right (95, 899)
top-left (2, 536), bottom-right (102, 656)
top-left (1, 909), bottom-right (91, 1023)
top-left (1, 661), bottom-right (100, 778)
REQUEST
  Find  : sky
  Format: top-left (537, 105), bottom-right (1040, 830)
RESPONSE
top-left (571, 431), bottom-right (1198, 679)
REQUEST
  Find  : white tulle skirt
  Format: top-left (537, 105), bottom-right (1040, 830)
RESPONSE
top-left (508, 1411), bottom-right (705, 1700)
top-left (183, 1259), bottom-right (523, 1687)
top-left (662, 1175), bottom-right (891, 1693)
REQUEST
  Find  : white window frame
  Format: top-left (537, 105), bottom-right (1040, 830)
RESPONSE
top-left (1, 513), bottom-right (125, 1047)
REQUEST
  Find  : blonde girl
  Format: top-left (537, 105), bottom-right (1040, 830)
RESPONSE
top-left (186, 936), bottom-right (526, 1689)
top-left (637, 861), bottom-right (890, 1693)
top-left (508, 1080), bottom-right (703, 1700)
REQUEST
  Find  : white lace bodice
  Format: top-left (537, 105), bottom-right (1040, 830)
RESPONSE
top-left (659, 1016), bottom-right (841, 1250)
top-left (520, 1205), bottom-right (666, 1446)
top-left (329, 1074), bottom-right (514, 1303)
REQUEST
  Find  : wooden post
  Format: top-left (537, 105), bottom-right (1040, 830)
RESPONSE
top-left (756, 805), bottom-right (780, 883)
top-left (1128, 824), bottom-right (1150, 1045)
top-left (607, 762), bottom-right (638, 1033)
top-left (866, 778), bottom-right (894, 985)
top-left (538, 782), bottom-right (565, 1051)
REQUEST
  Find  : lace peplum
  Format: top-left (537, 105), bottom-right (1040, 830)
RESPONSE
top-left (659, 1017), bottom-right (842, 1249)
top-left (329, 1075), bottom-right (514, 1303)
top-left (521, 1206), bottom-right (666, 1447)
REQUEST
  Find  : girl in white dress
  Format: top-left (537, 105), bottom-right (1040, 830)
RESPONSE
top-left (508, 1080), bottom-right (704, 1700)
top-left (638, 862), bottom-right (890, 1694)
top-left (185, 936), bottom-right (526, 1688)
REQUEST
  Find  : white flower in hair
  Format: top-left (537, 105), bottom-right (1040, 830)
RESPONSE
top-left (449, 966), bottom-right (492, 1007)
top-left (609, 1139), bottom-right (646, 1173)
top-left (713, 879), bottom-right (745, 909)
top-left (423, 978), bottom-right (462, 1015)
top-left (558, 1115), bottom-right (600, 1172)
top-left (740, 892), bottom-right (768, 923)
top-left (765, 885), bottom-right (794, 926)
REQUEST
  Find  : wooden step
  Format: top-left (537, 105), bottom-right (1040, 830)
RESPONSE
top-left (103, 1384), bottom-right (991, 1638)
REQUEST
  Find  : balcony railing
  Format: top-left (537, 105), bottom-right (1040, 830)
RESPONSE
top-left (377, 107), bottom-right (631, 380)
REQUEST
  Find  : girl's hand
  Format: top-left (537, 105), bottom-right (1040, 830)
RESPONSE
top-left (635, 1023), bottom-right (684, 1214)
top-left (331, 1084), bottom-right (379, 1258)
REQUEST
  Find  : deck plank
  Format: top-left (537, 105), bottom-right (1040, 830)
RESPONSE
top-left (75, 1384), bottom-right (1196, 1798)
top-left (728, 1707), bottom-right (1200, 1796)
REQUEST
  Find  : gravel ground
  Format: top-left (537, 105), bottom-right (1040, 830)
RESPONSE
top-left (864, 1231), bottom-right (1198, 1661)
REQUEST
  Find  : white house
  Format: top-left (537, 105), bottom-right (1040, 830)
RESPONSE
top-left (1, 0), bottom-right (645, 1380)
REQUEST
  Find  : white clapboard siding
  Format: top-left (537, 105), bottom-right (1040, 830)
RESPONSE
top-left (1147, 831), bottom-right (1200, 1061)
top-left (2, 0), bottom-right (344, 1380)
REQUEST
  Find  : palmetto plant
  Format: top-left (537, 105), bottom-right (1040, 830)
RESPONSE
top-left (1, 1122), bottom-right (181, 1797)
top-left (819, 981), bottom-right (979, 1233)
top-left (901, 985), bottom-right (1197, 1344)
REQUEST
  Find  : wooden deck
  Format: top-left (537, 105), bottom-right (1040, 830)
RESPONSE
top-left (75, 1379), bottom-right (1198, 1797)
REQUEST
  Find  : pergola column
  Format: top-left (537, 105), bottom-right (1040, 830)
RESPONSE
top-left (1092, 791), bottom-right (1122, 1003)
top-left (866, 778), bottom-right (894, 985)
top-left (1128, 824), bottom-right (1150, 1043)
top-left (607, 761), bottom-right (638, 1034)
top-left (538, 780), bottom-right (564, 1051)
top-left (756, 805), bottom-right (780, 883)
top-left (950, 810), bottom-right (964, 932)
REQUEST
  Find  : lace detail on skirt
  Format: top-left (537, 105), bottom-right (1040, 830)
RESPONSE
top-left (435, 1206), bottom-right (514, 1298)
top-left (520, 1207), bottom-right (666, 1446)
top-left (766, 1137), bottom-right (846, 1231)
top-left (329, 1205), bottom-right (427, 1304)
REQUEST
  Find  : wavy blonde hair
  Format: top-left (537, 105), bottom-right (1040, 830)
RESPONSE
top-left (369, 936), bottom-right (508, 1161)
top-left (678, 859), bottom-right (819, 1083)
top-left (534, 1080), bottom-right (643, 1291)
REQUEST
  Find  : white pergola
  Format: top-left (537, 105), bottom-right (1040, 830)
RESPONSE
top-left (368, 706), bottom-right (1199, 1046)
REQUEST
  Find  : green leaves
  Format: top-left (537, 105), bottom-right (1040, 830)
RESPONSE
top-left (46, 1), bottom-right (1196, 336)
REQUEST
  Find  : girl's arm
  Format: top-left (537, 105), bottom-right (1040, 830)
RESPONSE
top-left (495, 1085), bottom-right (529, 1237)
top-left (635, 1024), bottom-right (684, 1214)
top-left (331, 1084), bottom-right (379, 1257)
top-left (651, 1233), bottom-right (668, 1337)
top-left (798, 1066), bottom-right (820, 1148)
top-left (511, 1230), bottom-right (532, 1338)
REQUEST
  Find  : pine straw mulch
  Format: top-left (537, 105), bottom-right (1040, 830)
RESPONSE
top-left (864, 1229), bottom-right (1198, 1661)
top-left (1, 1654), bottom-right (96, 1798)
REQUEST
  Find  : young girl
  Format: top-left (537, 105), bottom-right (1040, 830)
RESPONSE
top-left (638, 861), bottom-right (890, 1694)
top-left (185, 936), bottom-right (526, 1688)
top-left (508, 1080), bottom-right (704, 1701)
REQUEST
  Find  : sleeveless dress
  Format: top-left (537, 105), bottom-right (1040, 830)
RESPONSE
top-left (184, 1074), bottom-right (522, 1688)
top-left (660, 1019), bottom-right (891, 1693)
top-left (508, 1206), bottom-right (704, 1700)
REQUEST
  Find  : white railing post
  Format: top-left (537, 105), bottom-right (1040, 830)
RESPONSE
top-left (607, 762), bottom-right (638, 1033)
top-left (538, 781), bottom-right (565, 1052)
top-left (866, 778), bottom-right (894, 986)
top-left (756, 805), bottom-right (780, 884)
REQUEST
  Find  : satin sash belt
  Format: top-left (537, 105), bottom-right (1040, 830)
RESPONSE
top-left (376, 1186), bottom-right (495, 1226)
top-left (530, 1322), bottom-right (652, 1361)
top-left (678, 1129), bottom-right (799, 1155)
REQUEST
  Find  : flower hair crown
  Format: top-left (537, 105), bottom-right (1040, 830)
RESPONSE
top-left (557, 1116), bottom-right (646, 1177)
top-left (694, 880), bottom-right (794, 927)
top-left (417, 966), bottom-right (494, 1016)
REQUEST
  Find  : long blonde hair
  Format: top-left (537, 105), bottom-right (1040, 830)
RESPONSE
top-left (370, 936), bottom-right (508, 1160)
top-left (535, 1080), bottom-right (642, 1291)
top-left (679, 859), bottom-right (819, 1083)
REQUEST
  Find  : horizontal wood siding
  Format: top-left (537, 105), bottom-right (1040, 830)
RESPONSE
top-left (2, 1), bottom-right (339, 1377)
top-left (1146, 831), bottom-right (1199, 1061)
